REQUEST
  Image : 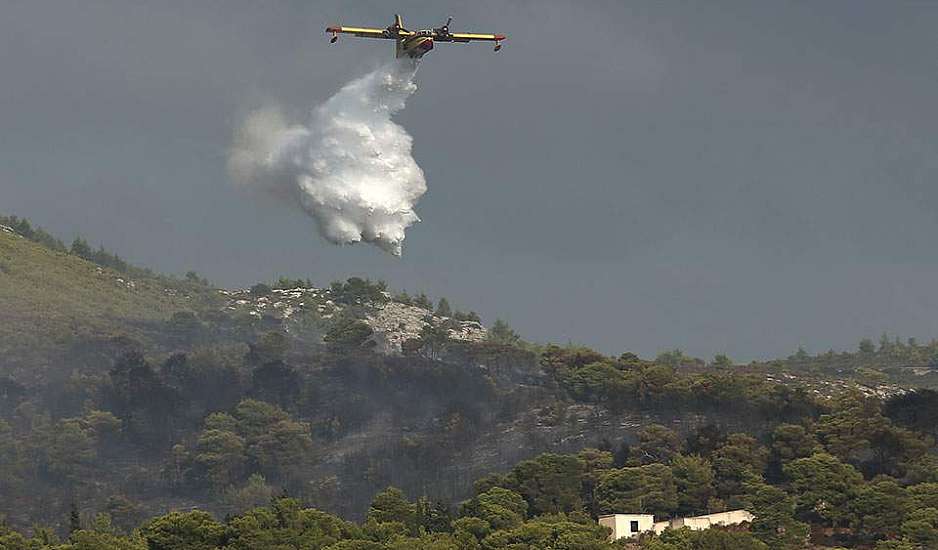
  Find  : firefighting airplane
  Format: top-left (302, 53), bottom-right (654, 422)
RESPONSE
top-left (326, 14), bottom-right (507, 59)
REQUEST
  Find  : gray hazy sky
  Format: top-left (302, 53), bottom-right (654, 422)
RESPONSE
top-left (2, 1), bottom-right (937, 360)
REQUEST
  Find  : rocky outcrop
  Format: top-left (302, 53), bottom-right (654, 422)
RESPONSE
top-left (364, 301), bottom-right (487, 354)
top-left (219, 286), bottom-right (487, 354)
top-left (220, 287), bottom-right (333, 321)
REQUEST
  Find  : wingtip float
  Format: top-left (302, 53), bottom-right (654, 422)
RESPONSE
top-left (327, 14), bottom-right (507, 58)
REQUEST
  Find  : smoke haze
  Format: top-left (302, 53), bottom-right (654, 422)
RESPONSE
top-left (229, 60), bottom-right (426, 256)
top-left (7, 2), bottom-right (938, 359)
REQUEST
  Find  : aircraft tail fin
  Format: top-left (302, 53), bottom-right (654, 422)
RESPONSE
top-left (394, 14), bottom-right (404, 29)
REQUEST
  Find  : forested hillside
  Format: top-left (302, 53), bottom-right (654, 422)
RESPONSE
top-left (1, 215), bottom-right (937, 549)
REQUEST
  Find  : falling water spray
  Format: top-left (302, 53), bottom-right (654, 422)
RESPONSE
top-left (228, 60), bottom-right (426, 256)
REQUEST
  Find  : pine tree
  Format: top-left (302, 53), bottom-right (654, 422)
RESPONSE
top-left (435, 298), bottom-right (452, 317)
top-left (69, 501), bottom-right (81, 534)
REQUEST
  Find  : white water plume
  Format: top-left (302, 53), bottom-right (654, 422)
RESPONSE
top-left (228, 60), bottom-right (426, 256)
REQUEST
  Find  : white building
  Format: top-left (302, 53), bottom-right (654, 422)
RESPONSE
top-left (600, 510), bottom-right (754, 541)
top-left (670, 510), bottom-right (754, 531)
top-left (598, 514), bottom-right (655, 540)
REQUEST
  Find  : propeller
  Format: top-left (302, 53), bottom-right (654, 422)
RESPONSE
top-left (437, 16), bottom-right (452, 34)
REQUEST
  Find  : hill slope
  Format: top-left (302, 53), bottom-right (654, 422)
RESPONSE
top-left (0, 228), bottom-right (221, 381)
top-left (1, 217), bottom-right (936, 543)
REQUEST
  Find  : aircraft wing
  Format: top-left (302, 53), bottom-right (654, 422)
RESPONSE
top-left (326, 26), bottom-right (412, 39)
top-left (439, 32), bottom-right (506, 43)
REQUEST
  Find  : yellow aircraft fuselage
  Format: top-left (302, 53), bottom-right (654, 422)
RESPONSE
top-left (397, 33), bottom-right (435, 59)
top-left (327, 14), bottom-right (506, 59)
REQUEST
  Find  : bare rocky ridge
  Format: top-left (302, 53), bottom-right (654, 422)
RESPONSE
top-left (364, 301), bottom-right (487, 354)
top-left (219, 286), bottom-right (487, 354)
